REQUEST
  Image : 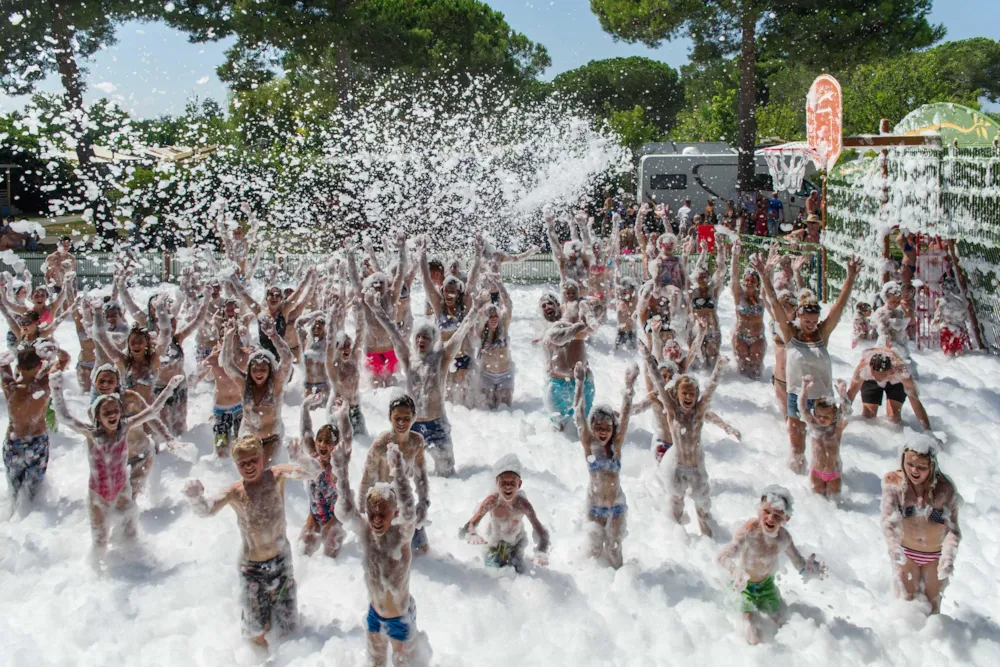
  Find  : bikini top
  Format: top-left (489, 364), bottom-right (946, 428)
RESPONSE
top-left (481, 331), bottom-right (507, 352)
top-left (305, 340), bottom-right (326, 362)
top-left (124, 365), bottom-right (155, 389)
top-left (737, 297), bottom-right (764, 317)
top-left (692, 295), bottom-right (716, 310)
top-left (588, 456), bottom-right (621, 473)
top-left (437, 304), bottom-right (465, 333)
top-left (900, 504), bottom-right (946, 524)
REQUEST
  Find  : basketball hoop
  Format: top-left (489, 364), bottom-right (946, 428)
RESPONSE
top-left (763, 142), bottom-right (818, 193)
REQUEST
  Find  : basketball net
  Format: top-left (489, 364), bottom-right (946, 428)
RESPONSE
top-left (764, 148), bottom-right (811, 194)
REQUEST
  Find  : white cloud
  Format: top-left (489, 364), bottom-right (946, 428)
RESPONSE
top-left (93, 82), bottom-right (117, 94)
top-left (196, 75), bottom-right (210, 85)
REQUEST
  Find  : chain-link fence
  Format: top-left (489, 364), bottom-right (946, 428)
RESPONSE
top-left (825, 144), bottom-right (1000, 354)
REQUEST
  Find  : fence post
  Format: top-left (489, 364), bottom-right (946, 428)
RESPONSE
top-left (164, 252), bottom-right (171, 283)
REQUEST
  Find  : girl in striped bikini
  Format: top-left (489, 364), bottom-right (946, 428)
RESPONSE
top-left (881, 435), bottom-right (961, 614)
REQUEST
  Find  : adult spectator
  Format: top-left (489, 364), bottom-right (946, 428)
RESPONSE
top-left (677, 199), bottom-right (692, 237)
top-left (767, 191), bottom-right (785, 237)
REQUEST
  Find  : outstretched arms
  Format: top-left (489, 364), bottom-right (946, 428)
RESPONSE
top-left (49, 372), bottom-right (91, 434)
top-left (819, 256), bottom-right (862, 342)
top-left (614, 364), bottom-right (639, 458)
top-left (129, 375), bottom-right (184, 429)
top-left (572, 362), bottom-right (591, 450)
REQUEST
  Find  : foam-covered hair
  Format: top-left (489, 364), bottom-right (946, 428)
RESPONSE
top-left (90, 362), bottom-right (121, 385)
top-left (760, 484), bottom-right (794, 516)
top-left (334, 331), bottom-right (352, 348)
top-left (900, 431), bottom-right (939, 459)
top-left (247, 347), bottom-right (278, 369)
top-left (658, 233), bottom-right (678, 247)
top-left (492, 453), bottom-right (523, 479)
top-left (442, 275), bottom-right (465, 292)
top-left (657, 358), bottom-right (679, 375)
top-left (618, 276), bottom-right (637, 291)
top-left (363, 271), bottom-right (389, 291)
top-left (367, 481), bottom-right (397, 506)
top-left (589, 403), bottom-right (618, 428)
top-left (881, 280), bottom-right (902, 300)
top-left (563, 240), bottom-right (583, 256)
top-left (413, 320), bottom-right (439, 344)
top-left (539, 290), bottom-right (561, 306)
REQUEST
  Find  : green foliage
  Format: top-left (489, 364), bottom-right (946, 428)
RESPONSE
top-left (606, 106), bottom-right (664, 150)
top-left (670, 86), bottom-right (738, 144)
top-left (840, 38), bottom-right (1000, 135)
top-left (164, 0), bottom-right (550, 102)
top-left (552, 57), bottom-right (683, 134)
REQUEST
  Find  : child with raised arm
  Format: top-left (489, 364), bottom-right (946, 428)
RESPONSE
top-left (51, 371), bottom-right (183, 551)
top-left (297, 394), bottom-right (352, 557)
top-left (461, 454), bottom-right (550, 573)
top-left (296, 311), bottom-right (331, 402)
top-left (798, 376), bottom-right (851, 497)
top-left (325, 298), bottom-right (368, 436)
top-left (333, 439), bottom-right (432, 667)
top-left (184, 434), bottom-right (322, 648)
top-left (574, 361), bottom-right (638, 569)
top-left (358, 394), bottom-right (432, 554)
top-left (363, 292), bottom-right (481, 478)
top-left (200, 323), bottom-right (248, 457)
top-left (221, 315), bottom-right (294, 464)
top-left (1, 345), bottom-right (51, 504)
top-left (717, 486), bottom-right (826, 645)
top-left (639, 340), bottom-right (727, 537)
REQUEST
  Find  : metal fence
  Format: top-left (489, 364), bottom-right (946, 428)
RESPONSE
top-left (825, 145), bottom-right (1000, 353)
top-left (9, 237), bottom-right (824, 295)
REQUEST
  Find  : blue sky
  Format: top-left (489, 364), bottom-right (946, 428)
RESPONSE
top-left (0, 0), bottom-right (995, 118)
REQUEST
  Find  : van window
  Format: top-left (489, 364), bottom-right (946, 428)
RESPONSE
top-left (796, 179), bottom-right (818, 197)
top-left (650, 174), bottom-right (687, 190)
top-left (754, 173), bottom-right (774, 191)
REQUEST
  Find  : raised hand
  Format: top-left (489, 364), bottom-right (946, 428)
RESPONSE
top-left (183, 479), bottom-right (205, 498)
top-left (847, 255), bottom-right (863, 277)
top-left (624, 362), bottom-right (639, 388)
top-left (259, 314), bottom-right (276, 337)
top-left (287, 437), bottom-right (303, 461)
top-left (304, 392), bottom-right (325, 409)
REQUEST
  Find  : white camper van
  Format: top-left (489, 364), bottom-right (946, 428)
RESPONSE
top-left (636, 142), bottom-right (820, 222)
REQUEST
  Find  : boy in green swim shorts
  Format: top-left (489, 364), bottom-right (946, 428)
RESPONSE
top-left (717, 485), bottom-right (827, 644)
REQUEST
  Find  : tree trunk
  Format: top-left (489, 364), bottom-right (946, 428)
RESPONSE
top-left (736, 8), bottom-right (759, 200)
top-left (50, 0), bottom-right (115, 247)
top-left (335, 42), bottom-right (353, 117)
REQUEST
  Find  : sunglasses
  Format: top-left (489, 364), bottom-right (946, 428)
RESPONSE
top-left (798, 304), bottom-right (822, 314)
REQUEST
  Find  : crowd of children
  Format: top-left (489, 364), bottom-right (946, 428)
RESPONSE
top-left (0, 212), bottom-right (965, 661)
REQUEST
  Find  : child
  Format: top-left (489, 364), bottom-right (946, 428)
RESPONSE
top-left (851, 301), bottom-right (877, 349)
top-left (221, 315), bottom-right (294, 464)
top-left (459, 454), bottom-right (550, 573)
top-left (614, 277), bottom-right (638, 350)
top-left (880, 434), bottom-right (961, 614)
top-left (874, 281), bottom-right (911, 356)
top-left (798, 376), bottom-right (851, 497)
top-left (932, 276), bottom-right (970, 356)
top-left (296, 311), bottom-right (331, 402)
top-left (201, 323), bottom-right (247, 457)
top-left (184, 434), bottom-right (322, 648)
top-left (358, 394), bottom-right (431, 554)
top-left (325, 299), bottom-right (367, 435)
top-left (364, 292), bottom-right (481, 477)
top-left (717, 486), bottom-right (826, 644)
top-left (574, 361), bottom-right (638, 569)
top-left (333, 440), bottom-right (432, 667)
top-left (640, 340), bottom-right (727, 536)
top-left (1, 345), bottom-right (51, 503)
top-left (51, 372), bottom-right (183, 550)
top-left (298, 394), bottom-right (352, 558)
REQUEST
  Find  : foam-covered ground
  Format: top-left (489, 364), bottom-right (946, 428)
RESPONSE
top-left (2, 284), bottom-right (999, 667)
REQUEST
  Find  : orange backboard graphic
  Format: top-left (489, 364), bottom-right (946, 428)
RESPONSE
top-left (806, 74), bottom-right (843, 171)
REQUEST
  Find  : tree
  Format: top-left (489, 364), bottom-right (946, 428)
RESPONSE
top-left (164, 0), bottom-right (550, 113)
top-left (840, 38), bottom-right (1000, 134)
top-left (0, 1), bottom-right (170, 245)
top-left (606, 105), bottom-right (664, 150)
top-left (552, 57), bottom-right (683, 135)
top-left (590, 0), bottom-right (943, 194)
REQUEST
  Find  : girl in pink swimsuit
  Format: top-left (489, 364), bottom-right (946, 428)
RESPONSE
top-left (51, 371), bottom-right (184, 552)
